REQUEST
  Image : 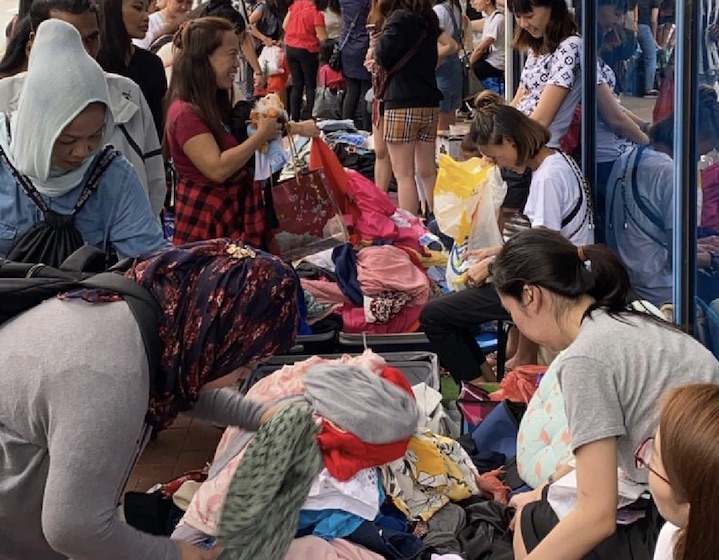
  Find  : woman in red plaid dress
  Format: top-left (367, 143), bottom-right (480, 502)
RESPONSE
top-left (165, 16), bottom-right (282, 248)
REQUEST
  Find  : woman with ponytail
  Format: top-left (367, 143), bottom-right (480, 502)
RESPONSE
top-left (647, 384), bottom-right (719, 560)
top-left (490, 227), bottom-right (719, 560)
top-left (420, 91), bottom-right (594, 384)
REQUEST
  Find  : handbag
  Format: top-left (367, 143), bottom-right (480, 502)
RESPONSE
top-left (1, 144), bottom-right (119, 268)
top-left (266, 137), bottom-right (348, 261)
top-left (329, 6), bottom-right (365, 72)
top-left (374, 30), bottom-right (427, 100)
top-left (312, 76), bottom-right (345, 120)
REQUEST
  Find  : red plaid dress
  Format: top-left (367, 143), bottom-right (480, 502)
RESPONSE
top-left (166, 100), bottom-right (266, 248)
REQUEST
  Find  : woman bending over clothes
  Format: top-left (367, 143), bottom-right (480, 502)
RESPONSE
top-left (648, 383), bottom-right (719, 560)
top-left (420, 91), bottom-right (594, 385)
top-left (493, 228), bottom-right (719, 560)
top-left (0, 238), bottom-right (301, 560)
top-left (0, 19), bottom-right (167, 265)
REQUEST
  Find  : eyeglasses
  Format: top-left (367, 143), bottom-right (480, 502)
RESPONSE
top-left (634, 437), bottom-right (671, 485)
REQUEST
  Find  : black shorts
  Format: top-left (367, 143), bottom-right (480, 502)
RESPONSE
top-left (521, 497), bottom-right (663, 560)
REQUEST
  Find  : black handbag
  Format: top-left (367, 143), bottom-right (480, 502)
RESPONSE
top-left (1, 145), bottom-right (119, 268)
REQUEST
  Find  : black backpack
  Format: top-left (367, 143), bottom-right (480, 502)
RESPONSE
top-left (0, 246), bottom-right (162, 388)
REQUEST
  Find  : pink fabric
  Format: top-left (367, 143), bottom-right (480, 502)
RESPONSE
top-left (285, 537), bottom-right (385, 560)
top-left (342, 303), bottom-right (423, 333)
top-left (301, 278), bottom-right (347, 306)
top-left (181, 351), bottom-right (389, 536)
top-left (356, 245), bottom-right (431, 305)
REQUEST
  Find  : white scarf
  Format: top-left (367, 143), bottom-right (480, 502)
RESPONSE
top-left (5, 20), bottom-right (114, 198)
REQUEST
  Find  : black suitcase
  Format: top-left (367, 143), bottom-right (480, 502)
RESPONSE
top-left (241, 351), bottom-right (440, 393)
top-left (336, 332), bottom-right (433, 353)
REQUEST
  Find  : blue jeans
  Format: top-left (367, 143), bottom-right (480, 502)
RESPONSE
top-left (637, 24), bottom-right (657, 92)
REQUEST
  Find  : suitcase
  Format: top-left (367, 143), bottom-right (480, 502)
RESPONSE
top-left (337, 332), bottom-right (433, 353)
top-left (241, 350), bottom-right (440, 393)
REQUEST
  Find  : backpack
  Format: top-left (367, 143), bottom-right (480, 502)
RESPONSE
top-left (0, 246), bottom-right (162, 389)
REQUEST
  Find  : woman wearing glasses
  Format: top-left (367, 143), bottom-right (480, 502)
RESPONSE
top-left (637, 384), bottom-right (719, 560)
top-left (489, 228), bottom-right (719, 560)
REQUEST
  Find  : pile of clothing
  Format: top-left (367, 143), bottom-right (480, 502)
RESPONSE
top-left (170, 351), bottom-right (513, 559)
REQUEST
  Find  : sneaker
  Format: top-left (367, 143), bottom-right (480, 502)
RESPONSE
top-left (644, 89), bottom-right (660, 98)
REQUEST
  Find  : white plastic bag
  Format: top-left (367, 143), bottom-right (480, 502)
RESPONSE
top-left (258, 45), bottom-right (284, 76)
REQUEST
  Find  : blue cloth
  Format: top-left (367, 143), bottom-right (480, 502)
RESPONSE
top-left (297, 509), bottom-right (365, 540)
top-left (339, 0), bottom-right (371, 80)
top-left (0, 151), bottom-right (168, 259)
top-left (347, 521), bottom-right (423, 560)
top-left (332, 243), bottom-right (363, 305)
top-left (471, 400), bottom-right (520, 461)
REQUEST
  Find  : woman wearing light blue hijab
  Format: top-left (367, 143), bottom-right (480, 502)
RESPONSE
top-left (0, 18), bottom-right (167, 264)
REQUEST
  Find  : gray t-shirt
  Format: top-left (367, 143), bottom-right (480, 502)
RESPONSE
top-left (0, 298), bottom-right (266, 560)
top-left (558, 309), bottom-right (719, 483)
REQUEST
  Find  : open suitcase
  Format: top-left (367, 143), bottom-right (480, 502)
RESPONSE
top-left (241, 351), bottom-right (440, 393)
top-left (336, 332), bottom-right (433, 353)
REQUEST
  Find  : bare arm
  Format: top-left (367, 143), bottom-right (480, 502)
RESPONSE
top-left (515, 439), bottom-right (619, 560)
top-left (315, 24), bottom-right (329, 42)
top-left (528, 84), bottom-right (571, 129)
top-left (597, 83), bottom-right (650, 145)
top-left (510, 84), bottom-right (527, 107)
top-left (470, 36), bottom-right (495, 64)
top-left (181, 116), bottom-right (279, 184)
top-left (250, 8), bottom-right (274, 47)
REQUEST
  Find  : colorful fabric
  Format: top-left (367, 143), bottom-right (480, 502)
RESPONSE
top-left (218, 405), bottom-right (322, 560)
top-left (166, 100), bottom-right (266, 248)
top-left (356, 245), bottom-right (431, 305)
top-left (67, 239), bottom-right (299, 428)
top-left (517, 354), bottom-right (572, 489)
top-left (298, 509), bottom-right (365, 539)
top-left (364, 291), bottom-right (413, 324)
top-left (383, 106), bottom-right (439, 143)
top-left (180, 351), bottom-right (392, 537)
top-left (317, 421), bottom-right (412, 482)
top-left (286, 536), bottom-right (386, 560)
top-left (383, 428), bottom-right (479, 521)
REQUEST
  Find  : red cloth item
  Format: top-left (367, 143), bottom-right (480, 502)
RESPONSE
top-left (165, 99), bottom-right (266, 247)
top-left (489, 365), bottom-right (548, 404)
top-left (316, 364), bottom-right (416, 480)
top-left (317, 421), bottom-right (411, 481)
top-left (309, 138), bottom-right (361, 227)
top-left (319, 64), bottom-right (345, 91)
top-left (284, 0), bottom-right (325, 52)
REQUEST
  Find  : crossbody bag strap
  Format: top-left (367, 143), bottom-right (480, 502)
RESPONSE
top-left (629, 145), bottom-right (665, 233)
top-left (443, 2), bottom-right (465, 54)
top-left (556, 151), bottom-right (594, 240)
top-left (338, 6), bottom-right (365, 51)
top-left (389, 30), bottom-right (428, 76)
top-left (0, 114), bottom-right (50, 214)
top-left (70, 146), bottom-right (120, 215)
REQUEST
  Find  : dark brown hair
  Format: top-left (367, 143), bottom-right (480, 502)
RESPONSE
top-left (467, 90), bottom-right (550, 166)
top-left (371, 0), bottom-right (440, 33)
top-left (659, 384), bottom-right (719, 560)
top-left (507, 0), bottom-right (578, 54)
top-left (167, 17), bottom-right (236, 146)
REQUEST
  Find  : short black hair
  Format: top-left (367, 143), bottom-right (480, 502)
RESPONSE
top-left (30, 0), bottom-right (98, 31)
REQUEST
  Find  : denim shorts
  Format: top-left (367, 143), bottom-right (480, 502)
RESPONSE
top-left (436, 56), bottom-right (463, 113)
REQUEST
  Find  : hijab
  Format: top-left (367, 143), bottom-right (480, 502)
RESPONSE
top-left (1, 19), bottom-right (114, 197)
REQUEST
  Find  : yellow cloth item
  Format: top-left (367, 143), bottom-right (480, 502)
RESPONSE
top-left (383, 428), bottom-right (479, 521)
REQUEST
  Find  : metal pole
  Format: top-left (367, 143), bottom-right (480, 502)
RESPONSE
top-left (672, 0), bottom-right (700, 331)
top-left (580, 0), bottom-right (596, 192)
top-left (505, 7), bottom-right (514, 101)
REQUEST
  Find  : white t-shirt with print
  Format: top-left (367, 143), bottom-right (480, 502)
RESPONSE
top-left (524, 151), bottom-right (594, 246)
top-left (652, 522), bottom-right (679, 560)
top-left (481, 10), bottom-right (505, 71)
top-left (596, 59), bottom-right (635, 163)
top-left (517, 35), bottom-right (582, 148)
top-left (133, 11), bottom-right (166, 50)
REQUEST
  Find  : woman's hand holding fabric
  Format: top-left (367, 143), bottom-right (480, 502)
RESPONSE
top-left (255, 114), bottom-right (281, 143)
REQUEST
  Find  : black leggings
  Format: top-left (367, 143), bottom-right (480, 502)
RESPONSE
top-left (285, 45), bottom-right (319, 121)
top-left (419, 284), bottom-right (510, 383)
top-left (342, 76), bottom-right (372, 131)
top-left (472, 59), bottom-right (504, 81)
